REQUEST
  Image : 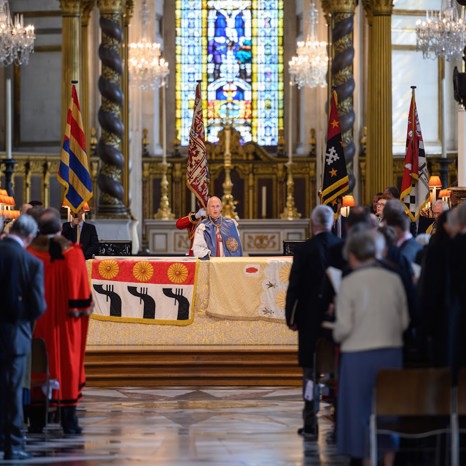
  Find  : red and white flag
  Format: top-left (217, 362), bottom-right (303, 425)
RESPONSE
top-left (400, 87), bottom-right (430, 222)
top-left (186, 82), bottom-right (210, 208)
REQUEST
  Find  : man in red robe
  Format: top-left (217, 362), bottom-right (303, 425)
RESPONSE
top-left (27, 208), bottom-right (93, 434)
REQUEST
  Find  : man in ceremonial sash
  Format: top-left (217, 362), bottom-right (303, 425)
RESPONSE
top-left (192, 196), bottom-right (243, 258)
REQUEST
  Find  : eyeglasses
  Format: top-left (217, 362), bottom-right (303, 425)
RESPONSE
top-left (377, 202), bottom-right (386, 207)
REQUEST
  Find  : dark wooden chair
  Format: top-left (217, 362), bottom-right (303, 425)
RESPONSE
top-left (282, 240), bottom-right (305, 256)
top-left (30, 337), bottom-right (60, 432)
top-left (97, 240), bottom-right (132, 256)
top-left (370, 368), bottom-right (452, 466)
top-left (452, 368), bottom-right (466, 466)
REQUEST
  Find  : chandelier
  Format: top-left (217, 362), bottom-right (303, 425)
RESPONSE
top-left (0, 0), bottom-right (35, 66)
top-left (289, 0), bottom-right (328, 89)
top-left (129, 0), bottom-right (169, 90)
top-left (415, 0), bottom-right (466, 61)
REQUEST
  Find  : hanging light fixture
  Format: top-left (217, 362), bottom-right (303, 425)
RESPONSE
top-left (0, 0), bottom-right (35, 67)
top-left (128, 0), bottom-right (169, 90)
top-left (415, 0), bottom-right (466, 61)
top-left (289, 0), bottom-right (328, 89)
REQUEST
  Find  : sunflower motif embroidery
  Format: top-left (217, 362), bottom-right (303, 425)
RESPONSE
top-left (167, 263), bottom-right (189, 284)
top-left (278, 263), bottom-right (292, 284)
top-left (275, 290), bottom-right (286, 310)
top-left (98, 260), bottom-right (119, 280)
top-left (132, 261), bottom-right (154, 282)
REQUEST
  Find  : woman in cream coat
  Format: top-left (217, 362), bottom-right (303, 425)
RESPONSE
top-left (333, 229), bottom-right (409, 466)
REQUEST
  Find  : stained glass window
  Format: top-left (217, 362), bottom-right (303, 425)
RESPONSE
top-left (175, 0), bottom-right (284, 146)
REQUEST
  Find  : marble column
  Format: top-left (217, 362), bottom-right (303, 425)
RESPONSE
top-left (321, 0), bottom-right (357, 193)
top-left (59, 0), bottom-right (82, 138)
top-left (362, 0), bottom-right (393, 204)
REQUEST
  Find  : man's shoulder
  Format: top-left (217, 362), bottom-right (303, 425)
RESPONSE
top-left (83, 221), bottom-right (97, 231)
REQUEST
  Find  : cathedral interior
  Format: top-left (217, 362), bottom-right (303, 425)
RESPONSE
top-left (1, 2), bottom-right (466, 464)
top-left (0, 0), bottom-right (462, 254)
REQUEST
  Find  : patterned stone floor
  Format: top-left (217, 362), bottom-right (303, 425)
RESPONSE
top-left (5, 386), bottom-right (348, 465)
top-left (3, 386), bottom-right (454, 465)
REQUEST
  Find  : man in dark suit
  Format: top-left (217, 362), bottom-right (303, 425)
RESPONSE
top-left (62, 207), bottom-right (99, 259)
top-left (0, 214), bottom-right (46, 460)
top-left (285, 204), bottom-right (343, 440)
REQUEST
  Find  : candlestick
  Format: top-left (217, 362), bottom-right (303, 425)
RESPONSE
top-left (162, 84), bottom-right (167, 164)
top-left (261, 186), bottom-right (267, 218)
top-left (288, 81), bottom-right (292, 163)
top-left (6, 79), bottom-right (12, 159)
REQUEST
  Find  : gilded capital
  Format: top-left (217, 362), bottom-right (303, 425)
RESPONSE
top-left (81, 0), bottom-right (96, 24)
top-left (97, 0), bottom-right (124, 14)
top-left (124, 0), bottom-right (134, 22)
top-left (321, 0), bottom-right (357, 15)
top-left (362, 0), bottom-right (393, 16)
top-left (59, 0), bottom-right (81, 15)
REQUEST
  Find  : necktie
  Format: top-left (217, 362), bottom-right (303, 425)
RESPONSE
top-left (76, 224), bottom-right (81, 243)
top-left (215, 227), bottom-right (221, 257)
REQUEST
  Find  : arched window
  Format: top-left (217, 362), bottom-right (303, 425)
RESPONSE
top-left (175, 0), bottom-right (284, 146)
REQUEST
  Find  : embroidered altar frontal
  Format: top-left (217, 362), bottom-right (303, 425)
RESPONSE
top-left (90, 258), bottom-right (197, 325)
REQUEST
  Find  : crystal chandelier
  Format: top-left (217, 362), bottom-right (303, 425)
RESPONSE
top-left (289, 0), bottom-right (328, 89)
top-left (0, 0), bottom-right (35, 66)
top-left (129, 0), bottom-right (169, 90)
top-left (415, 0), bottom-right (466, 61)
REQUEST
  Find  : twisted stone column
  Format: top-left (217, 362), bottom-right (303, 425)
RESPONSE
top-left (96, 0), bottom-right (127, 216)
top-left (322, 0), bottom-right (357, 192)
top-left (362, 0), bottom-right (393, 203)
top-left (123, 1), bottom-right (133, 207)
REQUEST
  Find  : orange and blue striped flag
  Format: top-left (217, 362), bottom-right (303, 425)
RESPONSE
top-left (58, 84), bottom-right (93, 213)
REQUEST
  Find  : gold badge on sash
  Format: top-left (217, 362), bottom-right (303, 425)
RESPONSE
top-left (225, 237), bottom-right (239, 252)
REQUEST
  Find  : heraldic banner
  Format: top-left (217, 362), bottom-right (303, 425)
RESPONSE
top-left (90, 259), bottom-right (197, 325)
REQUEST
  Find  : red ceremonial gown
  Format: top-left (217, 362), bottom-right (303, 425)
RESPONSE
top-left (28, 236), bottom-right (93, 407)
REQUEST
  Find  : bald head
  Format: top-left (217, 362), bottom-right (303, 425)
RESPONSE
top-left (207, 196), bottom-right (222, 219)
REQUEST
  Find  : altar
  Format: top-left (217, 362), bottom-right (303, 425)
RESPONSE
top-left (85, 256), bottom-right (300, 387)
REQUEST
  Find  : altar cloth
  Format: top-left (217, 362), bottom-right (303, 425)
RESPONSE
top-left (90, 258), bottom-right (197, 325)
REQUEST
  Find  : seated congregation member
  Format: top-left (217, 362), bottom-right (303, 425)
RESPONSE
top-left (27, 208), bottom-right (93, 435)
top-left (175, 205), bottom-right (206, 256)
top-left (285, 204), bottom-right (342, 440)
top-left (192, 196), bottom-right (242, 258)
top-left (62, 206), bottom-right (99, 259)
top-left (333, 229), bottom-right (409, 466)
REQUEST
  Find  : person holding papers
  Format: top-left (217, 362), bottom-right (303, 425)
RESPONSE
top-left (285, 204), bottom-right (342, 440)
